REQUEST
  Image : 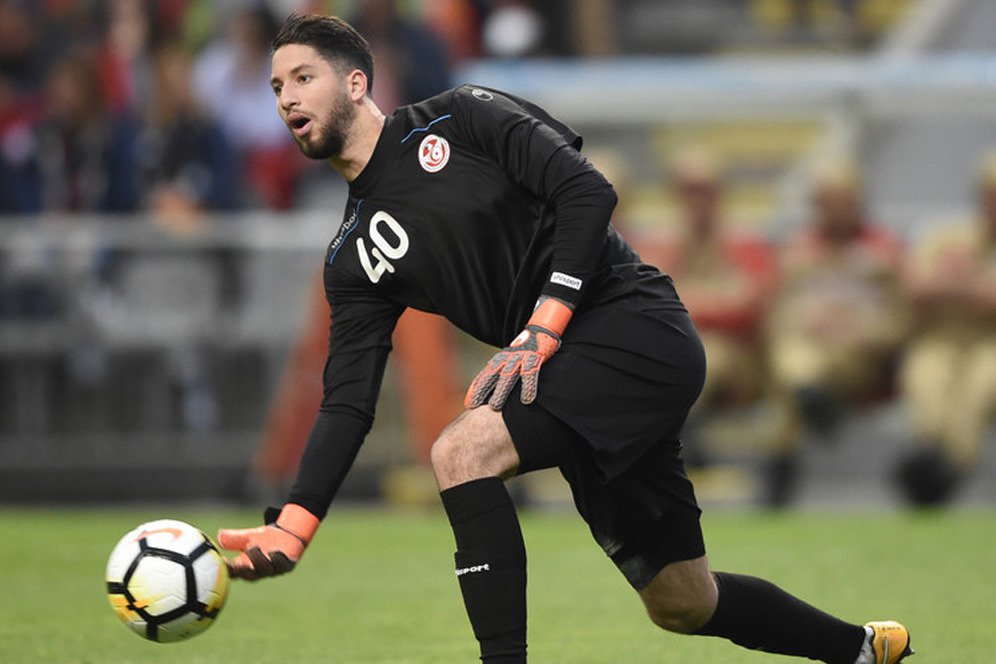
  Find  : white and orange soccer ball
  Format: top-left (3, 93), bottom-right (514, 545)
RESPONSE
top-left (105, 519), bottom-right (229, 643)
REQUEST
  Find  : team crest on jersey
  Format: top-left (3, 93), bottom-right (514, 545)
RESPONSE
top-left (418, 134), bottom-right (450, 173)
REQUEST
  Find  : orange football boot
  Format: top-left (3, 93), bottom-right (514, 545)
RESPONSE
top-left (862, 621), bottom-right (914, 664)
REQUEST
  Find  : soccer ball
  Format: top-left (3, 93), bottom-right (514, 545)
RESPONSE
top-left (105, 519), bottom-right (229, 643)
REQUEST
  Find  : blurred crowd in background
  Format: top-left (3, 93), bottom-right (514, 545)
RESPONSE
top-left (0, 0), bottom-right (907, 219)
top-left (632, 147), bottom-right (996, 508)
top-left (0, 0), bottom-right (458, 219)
top-left (2, 0), bottom-right (995, 510)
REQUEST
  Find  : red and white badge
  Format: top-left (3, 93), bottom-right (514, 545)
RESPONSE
top-left (418, 134), bottom-right (450, 173)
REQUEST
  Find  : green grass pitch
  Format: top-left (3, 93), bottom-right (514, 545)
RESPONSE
top-left (1, 506), bottom-right (992, 663)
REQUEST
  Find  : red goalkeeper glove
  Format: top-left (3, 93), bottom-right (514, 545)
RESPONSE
top-left (217, 504), bottom-right (320, 581)
top-left (465, 298), bottom-right (573, 410)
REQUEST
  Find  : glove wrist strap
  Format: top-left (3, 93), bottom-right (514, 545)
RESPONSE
top-left (276, 503), bottom-right (321, 544)
top-left (528, 298), bottom-right (573, 338)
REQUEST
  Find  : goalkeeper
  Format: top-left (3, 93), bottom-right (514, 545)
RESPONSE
top-left (219, 13), bottom-right (912, 664)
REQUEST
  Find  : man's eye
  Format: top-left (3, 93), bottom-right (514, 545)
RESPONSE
top-left (298, 75), bottom-right (312, 83)
top-left (272, 85), bottom-right (282, 95)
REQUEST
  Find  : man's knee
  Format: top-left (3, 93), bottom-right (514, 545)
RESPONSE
top-left (430, 408), bottom-right (519, 490)
top-left (429, 425), bottom-right (465, 478)
top-left (644, 594), bottom-right (715, 634)
top-left (639, 557), bottom-right (718, 634)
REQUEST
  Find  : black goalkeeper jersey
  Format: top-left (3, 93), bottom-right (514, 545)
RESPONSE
top-left (288, 85), bottom-right (677, 517)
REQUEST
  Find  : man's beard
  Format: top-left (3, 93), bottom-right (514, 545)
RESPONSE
top-left (298, 90), bottom-right (355, 160)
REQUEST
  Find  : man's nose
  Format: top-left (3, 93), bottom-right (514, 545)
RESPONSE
top-left (279, 89), bottom-right (299, 111)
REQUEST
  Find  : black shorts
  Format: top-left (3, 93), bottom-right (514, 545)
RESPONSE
top-left (502, 286), bottom-right (707, 589)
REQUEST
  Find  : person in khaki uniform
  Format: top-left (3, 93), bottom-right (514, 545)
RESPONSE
top-left (765, 159), bottom-right (908, 506)
top-left (634, 148), bottom-right (777, 467)
top-left (897, 153), bottom-right (996, 505)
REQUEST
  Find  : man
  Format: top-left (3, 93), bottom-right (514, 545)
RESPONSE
top-left (218, 14), bottom-right (912, 664)
top-left (897, 152), bottom-right (996, 505)
top-left (764, 159), bottom-right (908, 506)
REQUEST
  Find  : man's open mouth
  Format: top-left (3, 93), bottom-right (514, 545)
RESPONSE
top-left (288, 115), bottom-right (311, 135)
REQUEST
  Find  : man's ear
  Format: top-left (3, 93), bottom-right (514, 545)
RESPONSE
top-left (347, 69), bottom-right (369, 101)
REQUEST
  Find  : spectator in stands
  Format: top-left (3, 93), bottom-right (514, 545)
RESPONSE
top-left (896, 152), bottom-right (996, 505)
top-left (0, 85), bottom-right (52, 316)
top-left (0, 2), bottom-right (46, 317)
top-left (0, 87), bottom-right (40, 214)
top-left (0, 0), bottom-right (45, 214)
top-left (635, 148), bottom-right (777, 467)
top-left (3, 34), bottom-right (143, 316)
top-left (194, 4), bottom-right (285, 151)
top-left (0, 90), bottom-right (51, 315)
top-left (0, 0), bottom-right (45, 97)
top-left (31, 49), bottom-right (142, 213)
top-left (96, 0), bottom-right (159, 115)
top-left (194, 5), bottom-right (300, 209)
top-left (764, 158), bottom-right (908, 506)
top-left (140, 42), bottom-right (241, 220)
top-left (138, 41), bottom-right (248, 432)
top-left (351, 0), bottom-right (452, 110)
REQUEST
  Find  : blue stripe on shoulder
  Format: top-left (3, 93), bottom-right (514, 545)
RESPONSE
top-left (328, 199), bottom-right (364, 265)
top-left (400, 114), bottom-right (452, 144)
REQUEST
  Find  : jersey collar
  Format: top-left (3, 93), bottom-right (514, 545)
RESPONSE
top-left (349, 110), bottom-right (406, 196)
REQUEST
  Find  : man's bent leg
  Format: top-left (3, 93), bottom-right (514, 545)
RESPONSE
top-left (432, 407), bottom-right (526, 663)
top-left (638, 556), bottom-right (718, 633)
top-left (640, 557), bottom-right (868, 664)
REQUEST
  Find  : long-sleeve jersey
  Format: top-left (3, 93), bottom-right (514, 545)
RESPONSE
top-left (288, 85), bottom-right (672, 518)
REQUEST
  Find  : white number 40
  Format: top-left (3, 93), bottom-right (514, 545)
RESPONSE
top-left (357, 211), bottom-right (410, 284)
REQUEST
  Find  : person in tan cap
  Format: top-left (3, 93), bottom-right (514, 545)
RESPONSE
top-left (896, 152), bottom-right (996, 505)
top-left (765, 158), bottom-right (909, 506)
top-left (635, 147), bottom-right (777, 468)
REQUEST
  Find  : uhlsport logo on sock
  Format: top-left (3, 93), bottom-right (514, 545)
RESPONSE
top-left (455, 563), bottom-right (490, 577)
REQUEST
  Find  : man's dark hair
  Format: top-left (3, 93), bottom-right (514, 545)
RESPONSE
top-left (272, 14), bottom-right (374, 94)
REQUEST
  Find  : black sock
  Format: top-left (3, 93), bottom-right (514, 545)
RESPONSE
top-left (440, 477), bottom-right (527, 663)
top-left (695, 572), bottom-right (866, 664)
